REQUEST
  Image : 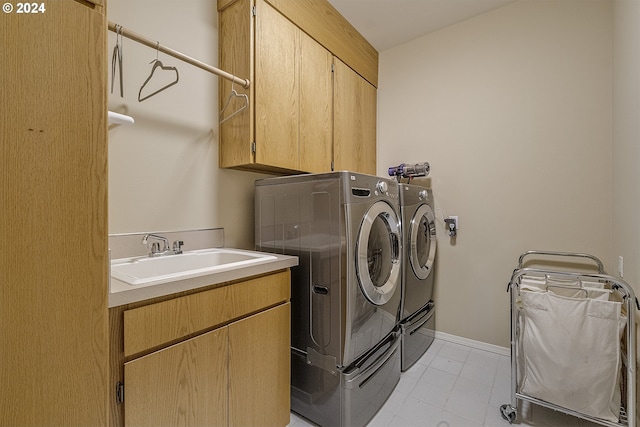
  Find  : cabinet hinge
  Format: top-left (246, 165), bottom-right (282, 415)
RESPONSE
top-left (331, 63), bottom-right (335, 73)
top-left (331, 161), bottom-right (335, 171)
top-left (251, 141), bottom-right (256, 154)
top-left (251, 5), bottom-right (256, 16)
top-left (116, 381), bottom-right (125, 405)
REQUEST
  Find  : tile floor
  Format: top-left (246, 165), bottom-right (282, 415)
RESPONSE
top-left (289, 338), bottom-right (602, 427)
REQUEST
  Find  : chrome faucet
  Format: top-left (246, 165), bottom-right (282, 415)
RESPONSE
top-left (141, 234), bottom-right (185, 257)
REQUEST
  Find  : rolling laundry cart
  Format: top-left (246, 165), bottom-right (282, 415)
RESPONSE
top-left (500, 251), bottom-right (637, 427)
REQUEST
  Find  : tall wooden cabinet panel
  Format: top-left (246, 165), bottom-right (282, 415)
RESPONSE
top-left (0, 0), bottom-right (108, 425)
top-left (333, 58), bottom-right (377, 175)
top-left (229, 303), bottom-right (291, 427)
top-left (124, 328), bottom-right (228, 427)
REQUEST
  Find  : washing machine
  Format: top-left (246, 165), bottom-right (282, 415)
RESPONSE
top-left (399, 184), bottom-right (437, 371)
top-left (255, 171), bottom-right (402, 427)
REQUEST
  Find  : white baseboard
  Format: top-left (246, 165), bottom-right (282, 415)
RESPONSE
top-left (434, 331), bottom-right (510, 357)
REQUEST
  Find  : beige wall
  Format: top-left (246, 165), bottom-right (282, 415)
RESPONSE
top-left (108, 0), bottom-right (638, 350)
top-left (613, 0), bottom-right (640, 349)
top-left (107, 0), bottom-right (268, 249)
top-left (378, 0), bottom-right (613, 347)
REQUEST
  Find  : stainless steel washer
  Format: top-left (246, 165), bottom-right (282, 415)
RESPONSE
top-left (399, 184), bottom-right (437, 371)
top-left (255, 171), bottom-right (402, 427)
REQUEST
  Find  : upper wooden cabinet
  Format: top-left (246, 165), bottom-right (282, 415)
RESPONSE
top-left (264, 0), bottom-right (378, 87)
top-left (253, 0), bottom-right (333, 173)
top-left (297, 29), bottom-right (334, 173)
top-left (333, 58), bottom-right (377, 175)
top-left (218, 0), bottom-right (378, 174)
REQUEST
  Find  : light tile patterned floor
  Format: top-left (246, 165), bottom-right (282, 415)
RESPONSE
top-left (289, 338), bottom-right (602, 427)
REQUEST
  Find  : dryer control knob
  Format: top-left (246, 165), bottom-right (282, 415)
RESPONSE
top-left (376, 181), bottom-right (388, 193)
top-left (418, 190), bottom-right (428, 200)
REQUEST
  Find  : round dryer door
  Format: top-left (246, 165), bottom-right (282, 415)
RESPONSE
top-left (409, 204), bottom-right (437, 280)
top-left (356, 201), bottom-right (401, 305)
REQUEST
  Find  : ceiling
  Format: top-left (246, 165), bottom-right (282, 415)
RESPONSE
top-left (326, 0), bottom-right (517, 52)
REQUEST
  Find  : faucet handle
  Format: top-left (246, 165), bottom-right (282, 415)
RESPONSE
top-left (150, 242), bottom-right (161, 254)
top-left (172, 240), bottom-right (184, 254)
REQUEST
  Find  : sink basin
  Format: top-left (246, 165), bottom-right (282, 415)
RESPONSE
top-left (111, 248), bottom-right (278, 286)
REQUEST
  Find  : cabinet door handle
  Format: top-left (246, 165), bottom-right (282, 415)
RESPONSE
top-left (312, 285), bottom-right (329, 295)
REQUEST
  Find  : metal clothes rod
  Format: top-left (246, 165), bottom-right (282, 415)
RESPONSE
top-left (107, 21), bottom-right (250, 89)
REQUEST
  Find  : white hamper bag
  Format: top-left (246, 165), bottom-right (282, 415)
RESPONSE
top-left (518, 289), bottom-right (626, 422)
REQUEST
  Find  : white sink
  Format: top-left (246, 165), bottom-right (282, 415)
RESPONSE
top-left (111, 248), bottom-right (278, 286)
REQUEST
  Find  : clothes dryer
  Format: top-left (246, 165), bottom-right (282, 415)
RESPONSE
top-left (255, 171), bottom-right (402, 427)
top-left (399, 184), bottom-right (437, 371)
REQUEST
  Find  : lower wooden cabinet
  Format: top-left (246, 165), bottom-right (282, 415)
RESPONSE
top-left (124, 328), bottom-right (229, 427)
top-left (109, 271), bottom-right (291, 427)
top-left (229, 304), bottom-right (291, 426)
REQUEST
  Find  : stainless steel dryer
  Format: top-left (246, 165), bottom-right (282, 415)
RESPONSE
top-left (399, 184), bottom-right (437, 371)
top-left (255, 171), bottom-right (402, 427)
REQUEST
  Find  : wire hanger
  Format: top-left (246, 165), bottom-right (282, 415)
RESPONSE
top-left (111, 25), bottom-right (124, 97)
top-left (219, 81), bottom-right (249, 124)
top-left (138, 42), bottom-right (179, 102)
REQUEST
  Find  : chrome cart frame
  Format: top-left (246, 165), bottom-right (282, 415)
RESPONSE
top-left (500, 251), bottom-right (637, 427)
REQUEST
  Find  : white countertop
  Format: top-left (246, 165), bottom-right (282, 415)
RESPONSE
top-left (109, 250), bottom-right (298, 308)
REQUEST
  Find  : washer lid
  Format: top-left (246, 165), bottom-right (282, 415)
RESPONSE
top-left (409, 203), bottom-right (437, 280)
top-left (356, 201), bottom-right (401, 305)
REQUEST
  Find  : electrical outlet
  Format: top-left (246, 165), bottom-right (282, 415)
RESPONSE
top-left (618, 256), bottom-right (624, 277)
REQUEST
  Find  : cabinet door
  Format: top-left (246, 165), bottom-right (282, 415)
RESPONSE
top-left (333, 58), bottom-right (377, 174)
top-left (218, 0), bottom-right (253, 168)
top-left (124, 328), bottom-right (228, 427)
top-left (255, 0), bottom-right (299, 170)
top-left (229, 303), bottom-right (291, 427)
top-left (299, 30), bottom-right (333, 173)
top-left (0, 1), bottom-right (107, 425)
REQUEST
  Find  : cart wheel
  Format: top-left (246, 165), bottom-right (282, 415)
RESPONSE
top-left (500, 404), bottom-right (516, 424)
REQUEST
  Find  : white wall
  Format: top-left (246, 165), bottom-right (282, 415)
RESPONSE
top-left (613, 0), bottom-right (640, 352)
top-left (378, 0), bottom-right (613, 347)
top-left (107, 0), bottom-right (268, 249)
